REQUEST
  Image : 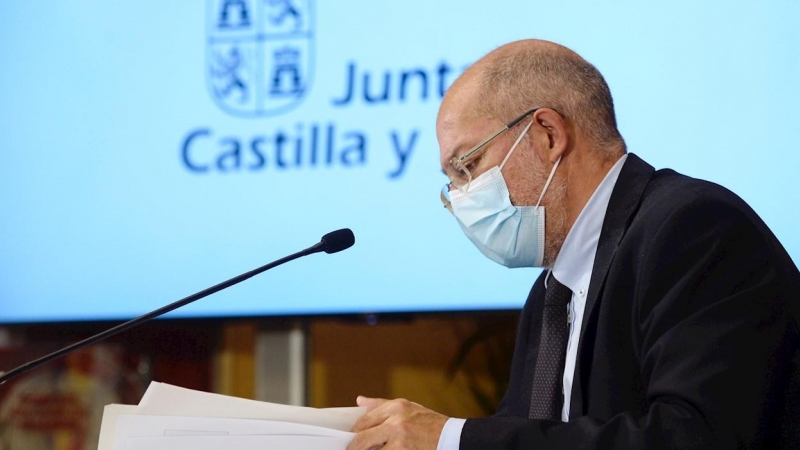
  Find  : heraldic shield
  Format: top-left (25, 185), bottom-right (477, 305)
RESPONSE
top-left (206, 0), bottom-right (314, 117)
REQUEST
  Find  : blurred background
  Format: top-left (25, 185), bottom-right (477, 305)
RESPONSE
top-left (1, 1), bottom-right (798, 449)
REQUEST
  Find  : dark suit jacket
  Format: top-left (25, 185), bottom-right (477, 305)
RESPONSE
top-left (462, 153), bottom-right (800, 449)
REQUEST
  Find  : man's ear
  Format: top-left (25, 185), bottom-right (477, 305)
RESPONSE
top-left (533, 108), bottom-right (568, 163)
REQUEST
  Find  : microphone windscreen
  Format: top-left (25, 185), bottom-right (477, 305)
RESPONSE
top-left (321, 228), bottom-right (355, 254)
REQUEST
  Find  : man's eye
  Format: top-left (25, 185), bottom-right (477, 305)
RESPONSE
top-left (464, 155), bottom-right (483, 172)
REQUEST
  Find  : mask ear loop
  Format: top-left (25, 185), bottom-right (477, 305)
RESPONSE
top-left (535, 156), bottom-right (561, 208)
top-left (499, 120), bottom-right (534, 170)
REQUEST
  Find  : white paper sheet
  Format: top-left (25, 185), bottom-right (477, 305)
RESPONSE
top-left (112, 413), bottom-right (353, 450)
top-left (98, 404), bottom-right (142, 450)
top-left (98, 382), bottom-right (364, 450)
top-left (124, 434), bottom-right (351, 450)
top-left (137, 382), bottom-right (364, 431)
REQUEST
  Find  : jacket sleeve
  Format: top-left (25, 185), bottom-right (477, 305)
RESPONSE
top-left (461, 194), bottom-right (799, 449)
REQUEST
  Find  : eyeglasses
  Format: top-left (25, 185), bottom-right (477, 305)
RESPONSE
top-left (443, 107), bottom-right (541, 195)
top-left (440, 107), bottom-right (543, 213)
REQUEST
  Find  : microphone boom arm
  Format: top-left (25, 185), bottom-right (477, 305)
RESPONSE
top-left (0, 233), bottom-right (345, 385)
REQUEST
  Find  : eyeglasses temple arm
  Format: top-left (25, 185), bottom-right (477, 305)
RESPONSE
top-left (506, 107), bottom-right (540, 128)
top-left (452, 107), bottom-right (541, 165)
top-left (455, 128), bottom-right (507, 164)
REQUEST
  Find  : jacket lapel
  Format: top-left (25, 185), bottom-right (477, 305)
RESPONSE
top-left (568, 153), bottom-right (654, 419)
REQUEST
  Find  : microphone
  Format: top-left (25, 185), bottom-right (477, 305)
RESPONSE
top-left (0, 228), bottom-right (355, 385)
top-left (305, 228), bottom-right (356, 255)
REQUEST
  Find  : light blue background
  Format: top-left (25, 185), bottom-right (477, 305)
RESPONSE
top-left (1, 1), bottom-right (798, 322)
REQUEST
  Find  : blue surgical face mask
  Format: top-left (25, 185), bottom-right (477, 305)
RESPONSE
top-left (448, 121), bottom-right (561, 268)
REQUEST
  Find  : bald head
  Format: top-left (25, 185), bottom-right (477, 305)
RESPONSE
top-left (441, 39), bottom-right (625, 155)
top-left (436, 40), bottom-right (627, 267)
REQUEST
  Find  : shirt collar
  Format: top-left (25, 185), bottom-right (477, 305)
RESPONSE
top-left (551, 154), bottom-right (627, 294)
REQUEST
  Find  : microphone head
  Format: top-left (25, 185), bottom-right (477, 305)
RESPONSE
top-left (321, 228), bottom-right (355, 254)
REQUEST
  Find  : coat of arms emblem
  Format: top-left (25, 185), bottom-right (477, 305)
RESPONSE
top-left (207, 0), bottom-right (314, 117)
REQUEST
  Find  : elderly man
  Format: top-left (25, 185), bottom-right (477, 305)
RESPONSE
top-left (348, 39), bottom-right (800, 449)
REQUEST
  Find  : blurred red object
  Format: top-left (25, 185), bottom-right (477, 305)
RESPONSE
top-left (0, 344), bottom-right (149, 450)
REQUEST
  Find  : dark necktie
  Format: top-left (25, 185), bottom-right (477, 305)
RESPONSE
top-left (529, 274), bottom-right (572, 421)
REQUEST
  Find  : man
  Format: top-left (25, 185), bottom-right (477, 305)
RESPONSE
top-left (347, 39), bottom-right (800, 449)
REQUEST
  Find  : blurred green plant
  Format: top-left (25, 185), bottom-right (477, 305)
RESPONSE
top-left (446, 314), bottom-right (518, 416)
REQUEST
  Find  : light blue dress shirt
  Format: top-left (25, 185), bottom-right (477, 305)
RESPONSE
top-left (437, 155), bottom-right (628, 450)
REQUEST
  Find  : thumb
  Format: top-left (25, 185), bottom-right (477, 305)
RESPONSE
top-left (356, 396), bottom-right (388, 411)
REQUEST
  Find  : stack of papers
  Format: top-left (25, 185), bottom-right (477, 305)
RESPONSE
top-left (98, 381), bottom-right (365, 450)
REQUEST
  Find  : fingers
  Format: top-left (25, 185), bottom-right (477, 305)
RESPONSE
top-left (347, 399), bottom-right (448, 450)
top-left (350, 396), bottom-right (385, 433)
top-left (351, 398), bottom-right (397, 432)
top-left (347, 410), bottom-right (417, 450)
top-left (347, 423), bottom-right (389, 450)
top-left (357, 395), bottom-right (388, 411)
top-left (351, 398), bottom-right (415, 433)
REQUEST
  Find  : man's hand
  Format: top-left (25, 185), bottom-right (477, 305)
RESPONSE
top-left (347, 396), bottom-right (449, 450)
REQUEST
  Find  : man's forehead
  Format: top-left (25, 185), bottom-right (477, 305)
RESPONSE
top-left (438, 109), bottom-right (499, 157)
top-left (437, 115), bottom-right (474, 162)
top-left (436, 72), bottom-right (494, 161)
top-left (437, 71), bottom-right (483, 123)
top-left (437, 98), bottom-right (486, 139)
